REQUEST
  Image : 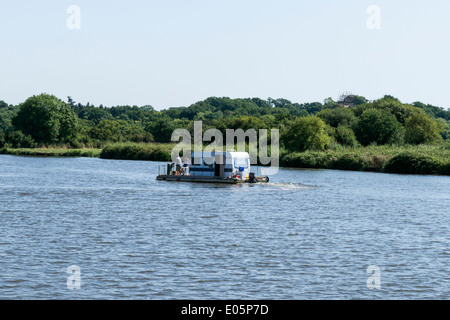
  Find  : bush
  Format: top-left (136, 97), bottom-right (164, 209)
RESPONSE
top-left (334, 125), bottom-right (358, 147)
top-left (404, 113), bottom-right (443, 145)
top-left (317, 107), bottom-right (357, 128)
top-left (440, 162), bottom-right (450, 175)
top-left (280, 152), bottom-right (333, 169)
top-left (100, 143), bottom-right (173, 161)
top-left (280, 145), bottom-right (449, 175)
top-left (7, 131), bottom-right (37, 148)
top-left (281, 116), bottom-right (331, 152)
top-left (362, 154), bottom-right (389, 172)
top-left (354, 108), bottom-right (403, 146)
top-left (331, 153), bottom-right (365, 171)
top-left (88, 119), bottom-right (153, 143)
top-left (0, 131), bottom-right (5, 148)
top-left (443, 140), bottom-right (450, 150)
top-left (382, 152), bottom-right (443, 175)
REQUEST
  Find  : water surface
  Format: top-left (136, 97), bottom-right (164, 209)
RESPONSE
top-left (0, 155), bottom-right (448, 299)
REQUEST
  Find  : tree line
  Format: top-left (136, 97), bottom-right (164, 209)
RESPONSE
top-left (0, 93), bottom-right (449, 152)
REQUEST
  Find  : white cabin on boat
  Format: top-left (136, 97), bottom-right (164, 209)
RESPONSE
top-left (190, 151), bottom-right (251, 179)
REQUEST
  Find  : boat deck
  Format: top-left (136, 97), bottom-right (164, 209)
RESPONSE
top-left (156, 175), bottom-right (269, 184)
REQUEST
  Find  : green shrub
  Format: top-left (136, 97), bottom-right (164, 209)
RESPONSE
top-left (7, 131), bottom-right (37, 148)
top-left (280, 152), bottom-right (332, 169)
top-left (100, 143), bottom-right (173, 161)
top-left (334, 125), bottom-right (358, 147)
top-left (0, 131), bottom-right (5, 148)
top-left (354, 108), bottom-right (403, 146)
top-left (443, 140), bottom-right (450, 150)
top-left (280, 145), bottom-right (449, 175)
top-left (317, 107), bottom-right (357, 128)
top-left (281, 116), bottom-right (331, 152)
top-left (404, 113), bottom-right (442, 145)
top-left (382, 152), bottom-right (442, 175)
top-left (331, 153), bottom-right (365, 171)
top-left (439, 162), bottom-right (450, 175)
top-left (362, 154), bottom-right (389, 172)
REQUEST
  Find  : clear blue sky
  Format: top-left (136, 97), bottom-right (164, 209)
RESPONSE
top-left (1, 0), bottom-right (449, 110)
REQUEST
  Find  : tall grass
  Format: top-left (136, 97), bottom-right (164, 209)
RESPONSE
top-left (100, 143), bottom-right (175, 161)
top-left (280, 144), bottom-right (450, 175)
top-left (0, 147), bottom-right (101, 157)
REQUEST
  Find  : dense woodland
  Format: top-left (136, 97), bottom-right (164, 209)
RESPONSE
top-left (1, 93), bottom-right (449, 152)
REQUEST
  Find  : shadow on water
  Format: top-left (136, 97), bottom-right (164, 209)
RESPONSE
top-left (258, 182), bottom-right (318, 190)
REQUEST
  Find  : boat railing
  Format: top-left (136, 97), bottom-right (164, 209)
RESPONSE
top-left (158, 164), bottom-right (169, 176)
top-left (160, 163), bottom-right (264, 177)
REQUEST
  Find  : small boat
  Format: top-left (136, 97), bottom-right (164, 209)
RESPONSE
top-left (156, 151), bottom-right (269, 184)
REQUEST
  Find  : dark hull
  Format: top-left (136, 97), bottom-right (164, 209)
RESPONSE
top-left (156, 175), bottom-right (269, 184)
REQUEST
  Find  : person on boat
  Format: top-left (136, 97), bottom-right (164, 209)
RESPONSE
top-left (171, 162), bottom-right (176, 175)
top-left (175, 156), bottom-right (182, 175)
top-left (182, 156), bottom-right (191, 176)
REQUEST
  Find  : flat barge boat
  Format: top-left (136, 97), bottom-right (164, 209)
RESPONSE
top-left (156, 151), bottom-right (269, 184)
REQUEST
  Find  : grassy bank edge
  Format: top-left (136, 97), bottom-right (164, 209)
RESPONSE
top-left (280, 148), bottom-right (450, 176)
top-left (0, 147), bottom-right (102, 158)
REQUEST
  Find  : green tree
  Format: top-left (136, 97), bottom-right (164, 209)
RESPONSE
top-left (89, 119), bottom-right (152, 143)
top-left (0, 101), bottom-right (18, 132)
top-left (78, 107), bottom-right (113, 125)
top-left (281, 116), bottom-right (331, 151)
top-left (404, 113), bottom-right (443, 145)
top-left (413, 101), bottom-right (450, 121)
top-left (435, 118), bottom-right (450, 140)
top-left (302, 102), bottom-right (323, 115)
top-left (230, 116), bottom-right (268, 131)
top-left (317, 107), bottom-right (357, 128)
top-left (145, 116), bottom-right (176, 143)
top-left (0, 130), bottom-right (5, 147)
top-left (6, 131), bottom-right (37, 148)
top-left (323, 97), bottom-right (340, 109)
top-left (334, 125), bottom-right (358, 147)
top-left (354, 108), bottom-right (403, 146)
top-left (353, 96), bottom-right (424, 125)
top-left (12, 94), bottom-right (79, 144)
top-left (338, 94), bottom-right (368, 107)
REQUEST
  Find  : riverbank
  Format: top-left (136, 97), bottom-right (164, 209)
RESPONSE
top-left (0, 147), bottom-right (102, 158)
top-left (280, 145), bottom-right (450, 175)
top-left (100, 142), bottom-right (174, 162)
top-left (1, 143), bottom-right (449, 176)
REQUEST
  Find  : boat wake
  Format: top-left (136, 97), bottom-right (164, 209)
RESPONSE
top-left (258, 182), bottom-right (317, 190)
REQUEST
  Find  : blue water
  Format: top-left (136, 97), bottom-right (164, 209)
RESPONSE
top-left (0, 155), bottom-right (448, 299)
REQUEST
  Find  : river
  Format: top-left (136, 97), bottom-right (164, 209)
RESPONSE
top-left (0, 155), bottom-right (448, 299)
